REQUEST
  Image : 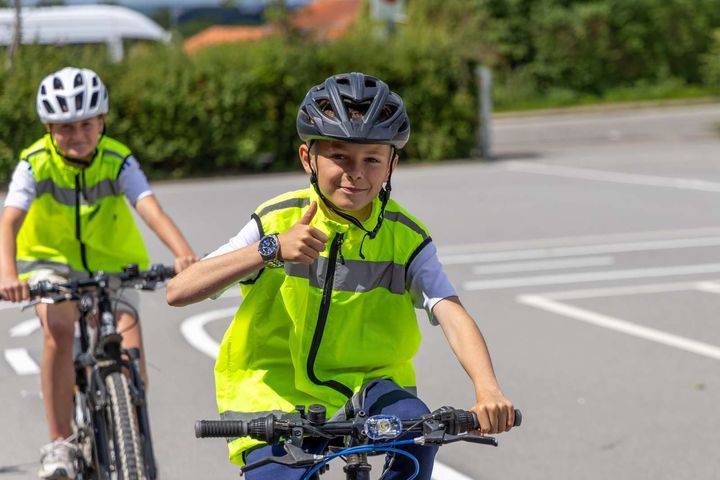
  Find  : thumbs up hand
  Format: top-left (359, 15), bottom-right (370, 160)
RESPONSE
top-left (277, 202), bottom-right (328, 264)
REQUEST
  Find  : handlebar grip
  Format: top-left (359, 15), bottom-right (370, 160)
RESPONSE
top-left (513, 409), bottom-right (522, 427)
top-left (194, 420), bottom-right (248, 438)
top-left (463, 408), bottom-right (523, 432)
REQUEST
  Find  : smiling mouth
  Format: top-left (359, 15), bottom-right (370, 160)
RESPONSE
top-left (339, 186), bottom-right (367, 193)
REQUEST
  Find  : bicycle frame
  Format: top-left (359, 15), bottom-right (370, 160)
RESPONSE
top-left (72, 284), bottom-right (156, 479)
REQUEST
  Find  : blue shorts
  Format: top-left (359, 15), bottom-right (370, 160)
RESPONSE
top-left (244, 379), bottom-right (438, 480)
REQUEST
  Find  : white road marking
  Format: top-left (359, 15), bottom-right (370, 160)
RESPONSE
top-left (505, 161), bottom-right (720, 192)
top-left (517, 294), bottom-right (720, 361)
top-left (4, 348), bottom-right (40, 375)
top-left (536, 280), bottom-right (714, 300)
top-left (180, 307), bottom-right (237, 359)
top-left (441, 236), bottom-right (720, 265)
top-left (695, 281), bottom-right (720, 294)
top-left (463, 263), bottom-right (720, 291)
top-left (473, 256), bottom-right (613, 275)
top-left (431, 461), bottom-right (476, 480)
top-left (438, 226), bottom-right (720, 255)
top-left (10, 317), bottom-right (41, 337)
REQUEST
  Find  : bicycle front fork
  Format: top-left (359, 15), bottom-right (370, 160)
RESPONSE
top-left (343, 452), bottom-right (371, 480)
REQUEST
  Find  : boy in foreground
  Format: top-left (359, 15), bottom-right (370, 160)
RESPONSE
top-left (168, 72), bottom-right (515, 479)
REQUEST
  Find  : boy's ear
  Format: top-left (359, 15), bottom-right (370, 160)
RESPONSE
top-left (298, 143), bottom-right (313, 175)
top-left (387, 152), bottom-right (399, 180)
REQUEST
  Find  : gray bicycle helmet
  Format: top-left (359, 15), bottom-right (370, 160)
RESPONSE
top-left (37, 67), bottom-right (109, 124)
top-left (297, 72), bottom-right (410, 149)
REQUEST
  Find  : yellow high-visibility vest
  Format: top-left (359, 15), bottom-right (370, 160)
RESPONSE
top-left (16, 134), bottom-right (149, 277)
top-left (215, 187), bottom-right (431, 464)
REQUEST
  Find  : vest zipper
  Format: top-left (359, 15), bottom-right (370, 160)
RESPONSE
top-left (306, 233), bottom-right (353, 398)
top-left (75, 173), bottom-right (91, 274)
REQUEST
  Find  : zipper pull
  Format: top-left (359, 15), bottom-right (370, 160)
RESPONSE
top-left (337, 235), bottom-right (346, 265)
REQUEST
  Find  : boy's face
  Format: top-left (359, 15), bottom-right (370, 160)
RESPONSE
top-left (48, 115), bottom-right (104, 160)
top-left (299, 140), bottom-right (397, 219)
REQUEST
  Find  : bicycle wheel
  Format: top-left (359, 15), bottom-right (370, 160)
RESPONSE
top-left (105, 371), bottom-right (146, 480)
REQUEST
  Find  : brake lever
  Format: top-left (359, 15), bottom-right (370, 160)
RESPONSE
top-left (240, 443), bottom-right (324, 474)
top-left (444, 433), bottom-right (498, 446)
top-left (21, 294), bottom-right (69, 310)
top-left (21, 299), bottom-right (43, 311)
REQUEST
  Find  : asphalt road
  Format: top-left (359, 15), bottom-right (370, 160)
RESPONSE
top-left (2, 102), bottom-right (720, 479)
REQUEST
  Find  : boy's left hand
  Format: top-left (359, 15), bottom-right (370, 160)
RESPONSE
top-left (469, 389), bottom-right (515, 435)
top-left (174, 255), bottom-right (198, 273)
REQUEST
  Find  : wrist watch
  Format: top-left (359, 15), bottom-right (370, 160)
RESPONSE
top-left (258, 234), bottom-right (283, 268)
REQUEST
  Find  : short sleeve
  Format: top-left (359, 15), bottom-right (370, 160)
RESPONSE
top-left (3, 161), bottom-right (36, 211)
top-left (206, 218), bottom-right (263, 298)
top-left (117, 155), bottom-right (152, 206)
top-left (407, 241), bottom-right (458, 326)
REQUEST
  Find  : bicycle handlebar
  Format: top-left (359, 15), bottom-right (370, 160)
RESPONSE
top-left (27, 263), bottom-right (175, 298)
top-left (195, 407), bottom-right (522, 441)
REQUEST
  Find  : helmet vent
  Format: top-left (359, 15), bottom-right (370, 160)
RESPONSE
top-left (380, 104), bottom-right (397, 121)
top-left (53, 77), bottom-right (64, 90)
top-left (73, 74), bottom-right (83, 87)
top-left (317, 99), bottom-right (334, 117)
top-left (75, 92), bottom-right (84, 110)
top-left (42, 100), bottom-right (55, 114)
top-left (90, 92), bottom-right (99, 109)
top-left (364, 78), bottom-right (377, 88)
top-left (336, 77), bottom-right (350, 85)
top-left (92, 76), bottom-right (99, 87)
top-left (57, 96), bottom-right (68, 113)
top-left (40, 85), bottom-right (46, 95)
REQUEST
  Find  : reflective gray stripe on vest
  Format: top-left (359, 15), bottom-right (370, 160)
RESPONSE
top-left (257, 197), bottom-right (311, 218)
top-left (384, 211), bottom-right (427, 239)
top-left (16, 260), bottom-right (88, 278)
top-left (285, 257), bottom-right (406, 295)
top-left (36, 178), bottom-right (121, 206)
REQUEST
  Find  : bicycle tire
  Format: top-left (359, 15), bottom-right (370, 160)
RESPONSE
top-left (105, 372), bottom-right (146, 480)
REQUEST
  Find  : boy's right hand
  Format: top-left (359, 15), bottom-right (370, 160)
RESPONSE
top-left (277, 202), bottom-right (328, 265)
top-left (0, 276), bottom-right (29, 302)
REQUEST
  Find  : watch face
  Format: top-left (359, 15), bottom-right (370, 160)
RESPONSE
top-left (259, 235), bottom-right (278, 259)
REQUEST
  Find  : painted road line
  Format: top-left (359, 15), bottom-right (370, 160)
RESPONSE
top-left (534, 280), bottom-right (714, 301)
top-left (695, 281), bottom-right (720, 294)
top-left (10, 318), bottom-right (41, 337)
top-left (463, 263), bottom-right (720, 291)
top-left (431, 461), bottom-right (476, 480)
top-left (4, 348), bottom-right (41, 375)
top-left (179, 307), bottom-right (237, 359)
top-left (472, 256), bottom-right (614, 275)
top-left (517, 294), bottom-right (720, 361)
top-left (505, 161), bottom-right (720, 192)
top-left (439, 226), bottom-right (720, 255)
top-left (441, 236), bottom-right (720, 265)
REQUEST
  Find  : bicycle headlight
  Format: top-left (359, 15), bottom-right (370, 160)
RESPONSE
top-left (362, 414), bottom-right (402, 440)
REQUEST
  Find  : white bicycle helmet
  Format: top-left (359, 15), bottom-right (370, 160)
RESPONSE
top-left (36, 67), bottom-right (109, 124)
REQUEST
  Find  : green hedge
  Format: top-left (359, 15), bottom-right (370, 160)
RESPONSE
top-left (0, 35), bottom-right (478, 182)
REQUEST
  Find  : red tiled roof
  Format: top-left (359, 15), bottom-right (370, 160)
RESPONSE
top-left (183, 25), bottom-right (275, 55)
top-left (183, 0), bottom-right (363, 54)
